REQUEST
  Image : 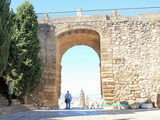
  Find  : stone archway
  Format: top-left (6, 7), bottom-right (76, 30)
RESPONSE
top-left (58, 29), bottom-right (100, 57)
top-left (28, 22), bottom-right (115, 108)
top-left (29, 13), bottom-right (160, 109)
top-left (55, 29), bottom-right (101, 102)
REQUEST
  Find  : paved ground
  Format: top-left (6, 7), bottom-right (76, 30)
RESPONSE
top-left (0, 108), bottom-right (160, 120)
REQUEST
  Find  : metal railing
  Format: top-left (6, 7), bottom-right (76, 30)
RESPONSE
top-left (36, 7), bottom-right (160, 19)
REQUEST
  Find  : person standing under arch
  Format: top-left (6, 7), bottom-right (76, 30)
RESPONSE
top-left (65, 91), bottom-right (72, 109)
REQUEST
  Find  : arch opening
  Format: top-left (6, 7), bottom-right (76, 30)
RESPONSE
top-left (59, 45), bottom-right (101, 108)
top-left (56, 29), bottom-right (101, 108)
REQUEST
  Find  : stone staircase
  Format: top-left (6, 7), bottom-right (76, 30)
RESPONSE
top-left (0, 96), bottom-right (37, 115)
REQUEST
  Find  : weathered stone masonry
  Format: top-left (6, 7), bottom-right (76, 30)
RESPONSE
top-left (27, 12), bottom-right (160, 108)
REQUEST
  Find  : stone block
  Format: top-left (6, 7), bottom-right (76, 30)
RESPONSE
top-left (102, 92), bottom-right (115, 97)
top-left (101, 54), bottom-right (112, 59)
top-left (130, 103), bottom-right (140, 109)
top-left (117, 101), bottom-right (129, 109)
top-left (107, 73), bottom-right (114, 77)
top-left (123, 95), bottom-right (129, 100)
top-left (103, 97), bottom-right (114, 101)
top-left (128, 100), bottom-right (140, 109)
top-left (44, 85), bottom-right (55, 92)
top-left (103, 85), bottom-right (115, 89)
top-left (102, 60), bottom-right (113, 64)
top-left (156, 94), bottom-right (160, 108)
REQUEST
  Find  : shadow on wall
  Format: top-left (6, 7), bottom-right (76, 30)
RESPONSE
top-left (0, 77), bottom-right (8, 97)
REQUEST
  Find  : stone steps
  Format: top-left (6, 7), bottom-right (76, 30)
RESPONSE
top-left (0, 98), bottom-right (37, 115)
top-left (0, 104), bottom-right (37, 115)
top-left (0, 99), bottom-right (21, 106)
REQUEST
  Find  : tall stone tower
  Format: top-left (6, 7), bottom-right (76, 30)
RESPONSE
top-left (79, 89), bottom-right (85, 107)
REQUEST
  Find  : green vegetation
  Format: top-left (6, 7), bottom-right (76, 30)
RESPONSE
top-left (4, 1), bottom-right (42, 98)
top-left (0, 0), bottom-right (13, 76)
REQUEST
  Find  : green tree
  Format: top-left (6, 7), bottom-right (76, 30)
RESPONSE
top-left (0, 0), bottom-right (13, 76)
top-left (5, 1), bottom-right (42, 97)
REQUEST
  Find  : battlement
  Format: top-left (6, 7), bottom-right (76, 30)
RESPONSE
top-left (37, 7), bottom-right (160, 24)
top-left (38, 12), bottom-right (160, 24)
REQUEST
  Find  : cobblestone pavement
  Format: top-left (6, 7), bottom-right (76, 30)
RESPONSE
top-left (0, 108), bottom-right (160, 120)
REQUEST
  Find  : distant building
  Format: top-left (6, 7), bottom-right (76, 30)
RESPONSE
top-left (79, 89), bottom-right (85, 107)
top-left (86, 95), bottom-right (89, 108)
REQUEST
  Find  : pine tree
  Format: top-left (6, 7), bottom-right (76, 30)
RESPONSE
top-left (0, 0), bottom-right (13, 76)
top-left (5, 1), bottom-right (42, 97)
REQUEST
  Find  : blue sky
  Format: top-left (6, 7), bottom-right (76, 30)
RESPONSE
top-left (61, 46), bottom-right (100, 97)
top-left (10, 0), bottom-right (160, 98)
top-left (11, 0), bottom-right (160, 13)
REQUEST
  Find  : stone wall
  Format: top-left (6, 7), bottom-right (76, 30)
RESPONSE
top-left (27, 24), bottom-right (59, 109)
top-left (27, 12), bottom-right (160, 108)
top-left (101, 19), bottom-right (160, 104)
